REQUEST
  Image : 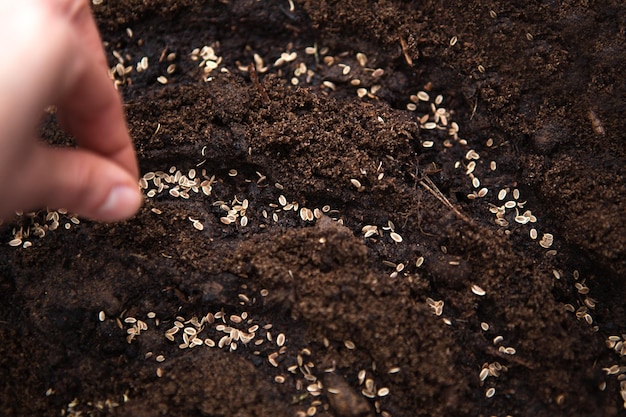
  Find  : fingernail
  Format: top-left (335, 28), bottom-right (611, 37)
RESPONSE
top-left (98, 185), bottom-right (141, 221)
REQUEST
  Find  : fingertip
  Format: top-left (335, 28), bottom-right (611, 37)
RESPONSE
top-left (95, 184), bottom-right (143, 222)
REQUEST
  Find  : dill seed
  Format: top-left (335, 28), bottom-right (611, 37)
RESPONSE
top-left (471, 284), bottom-right (486, 296)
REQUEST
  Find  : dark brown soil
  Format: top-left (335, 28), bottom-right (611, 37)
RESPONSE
top-left (1, 1), bottom-right (625, 416)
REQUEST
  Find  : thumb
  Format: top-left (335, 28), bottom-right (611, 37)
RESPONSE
top-left (14, 144), bottom-right (142, 222)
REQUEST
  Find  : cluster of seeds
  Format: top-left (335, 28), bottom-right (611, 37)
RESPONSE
top-left (407, 89), bottom-right (463, 149)
top-left (103, 300), bottom-right (398, 417)
top-left (426, 298), bottom-right (444, 316)
top-left (163, 311), bottom-right (267, 352)
top-left (60, 395), bottom-right (127, 417)
top-left (606, 335), bottom-right (626, 357)
top-left (140, 166), bottom-right (215, 199)
top-left (451, 138), bottom-right (556, 253)
top-left (190, 45), bottom-right (223, 78)
top-left (361, 221), bottom-right (403, 243)
top-left (562, 270), bottom-right (599, 330)
top-left (479, 362), bottom-right (507, 399)
top-left (215, 196), bottom-right (250, 226)
top-left (601, 363), bottom-right (626, 409)
top-left (6, 209), bottom-right (79, 248)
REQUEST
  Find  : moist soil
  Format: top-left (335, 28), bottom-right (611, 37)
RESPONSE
top-left (1, 1), bottom-right (625, 416)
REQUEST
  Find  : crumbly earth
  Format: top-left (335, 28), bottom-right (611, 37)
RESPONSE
top-left (1, 1), bottom-right (625, 416)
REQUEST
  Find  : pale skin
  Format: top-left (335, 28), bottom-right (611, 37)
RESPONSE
top-left (0, 0), bottom-right (142, 222)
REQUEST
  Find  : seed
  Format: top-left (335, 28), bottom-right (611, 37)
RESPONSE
top-left (157, 76), bottom-right (168, 84)
top-left (277, 333), bottom-right (286, 347)
top-left (218, 335), bottom-right (231, 349)
top-left (274, 375), bottom-right (285, 384)
top-left (423, 122), bottom-right (437, 130)
top-left (504, 201), bottom-right (517, 209)
top-left (498, 189), bottom-right (507, 200)
top-left (422, 141), bottom-right (434, 148)
top-left (472, 177), bottom-right (480, 188)
top-left (193, 221), bottom-right (204, 231)
top-left (479, 368), bottom-right (490, 381)
top-left (98, 311), bottom-right (106, 322)
top-left (356, 52), bottom-right (368, 66)
top-left (240, 216), bottom-right (248, 227)
top-left (358, 370), bottom-right (367, 384)
top-left (156, 355), bottom-right (165, 362)
top-left (390, 232), bottom-right (403, 243)
top-left (515, 215), bottom-right (529, 224)
top-left (156, 368), bottom-right (163, 378)
top-left (485, 387), bottom-right (495, 398)
top-left (471, 284), bottom-right (486, 296)
top-left (481, 322), bottom-right (489, 331)
top-left (350, 179), bottom-right (362, 189)
top-left (450, 36), bottom-right (458, 46)
top-left (416, 256), bottom-right (424, 267)
top-left (539, 233), bottom-right (554, 248)
top-left (344, 340), bottom-right (356, 350)
top-left (417, 91), bottom-right (430, 101)
top-left (8, 238), bottom-right (22, 247)
top-left (530, 228), bottom-right (538, 239)
top-left (377, 387), bottom-right (390, 397)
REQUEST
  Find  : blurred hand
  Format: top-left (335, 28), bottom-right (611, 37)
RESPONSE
top-left (0, 0), bottom-right (141, 222)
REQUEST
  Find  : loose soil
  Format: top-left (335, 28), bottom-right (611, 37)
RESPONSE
top-left (1, 1), bottom-right (625, 416)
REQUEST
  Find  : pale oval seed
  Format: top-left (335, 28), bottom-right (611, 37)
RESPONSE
top-left (390, 232), bottom-right (403, 243)
top-left (471, 284), bottom-right (486, 296)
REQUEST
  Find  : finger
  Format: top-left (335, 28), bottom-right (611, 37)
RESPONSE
top-left (13, 143), bottom-right (142, 222)
top-left (53, 0), bottom-right (139, 178)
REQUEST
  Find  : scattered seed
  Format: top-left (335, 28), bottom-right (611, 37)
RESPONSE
top-left (471, 284), bottom-right (486, 296)
top-left (344, 340), bottom-right (356, 350)
top-left (417, 91), bottom-right (430, 101)
top-left (485, 387), bottom-right (496, 398)
top-left (377, 387), bottom-right (390, 397)
top-left (277, 333), bottom-right (286, 347)
top-left (390, 232), bottom-right (403, 243)
top-left (98, 311), bottom-right (106, 322)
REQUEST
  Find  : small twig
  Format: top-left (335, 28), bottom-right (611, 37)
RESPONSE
top-left (248, 63), bottom-right (270, 105)
top-left (399, 36), bottom-right (413, 66)
top-left (419, 175), bottom-right (471, 223)
top-left (470, 96), bottom-right (478, 120)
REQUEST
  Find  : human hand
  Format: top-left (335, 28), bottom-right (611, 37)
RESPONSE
top-left (0, 0), bottom-right (142, 222)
